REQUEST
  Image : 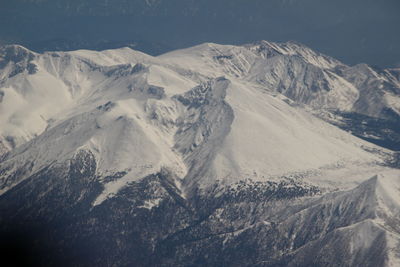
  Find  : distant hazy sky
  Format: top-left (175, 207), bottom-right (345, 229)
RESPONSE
top-left (1, 0), bottom-right (399, 67)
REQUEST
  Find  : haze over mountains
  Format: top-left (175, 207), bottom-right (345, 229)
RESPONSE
top-left (1, 0), bottom-right (400, 67)
top-left (0, 41), bottom-right (399, 266)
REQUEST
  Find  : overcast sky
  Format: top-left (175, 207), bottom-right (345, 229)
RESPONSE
top-left (1, 0), bottom-right (399, 67)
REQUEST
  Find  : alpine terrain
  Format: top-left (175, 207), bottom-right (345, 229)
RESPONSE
top-left (0, 41), bottom-right (399, 266)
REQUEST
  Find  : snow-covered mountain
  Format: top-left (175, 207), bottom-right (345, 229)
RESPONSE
top-left (0, 41), bottom-right (399, 266)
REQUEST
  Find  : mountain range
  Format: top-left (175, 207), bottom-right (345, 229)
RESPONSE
top-left (0, 41), bottom-right (399, 266)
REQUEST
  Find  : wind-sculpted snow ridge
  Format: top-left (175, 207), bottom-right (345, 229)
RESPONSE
top-left (0, 41), bottom-right (399, 266)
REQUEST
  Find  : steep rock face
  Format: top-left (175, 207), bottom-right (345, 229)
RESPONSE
top-left (281, 220), bottom-right (388, 267)
top-left (338, 64), bottom-right (400, 118)
top-left (245, 40), bottom-right (343, 69)
top-left (0, 45), bottom-right (38, 78)
top-left (246, 54), bottom-right (359, 110)
top-left (174, 77), bottom-right (234, 193)
top-left (246, 42), bottom-right (400, 119)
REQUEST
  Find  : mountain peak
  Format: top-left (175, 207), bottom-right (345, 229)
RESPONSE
top-left (0, 44), bottom-right (36, 63)
top-left (245, 40), bottom-right (343, 69)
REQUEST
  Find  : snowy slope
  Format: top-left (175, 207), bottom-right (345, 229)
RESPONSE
top-left (279, 171), bottom-right (400, 267)
top-left (0, 45), bottom-right (157, 150)
top-left (0, 41), bottom-right (398, 203)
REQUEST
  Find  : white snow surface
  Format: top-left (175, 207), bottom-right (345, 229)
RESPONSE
top-left (341, 171), bottom-right (400, 266)
top-left (0, 41), bottom-right (399, 204)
